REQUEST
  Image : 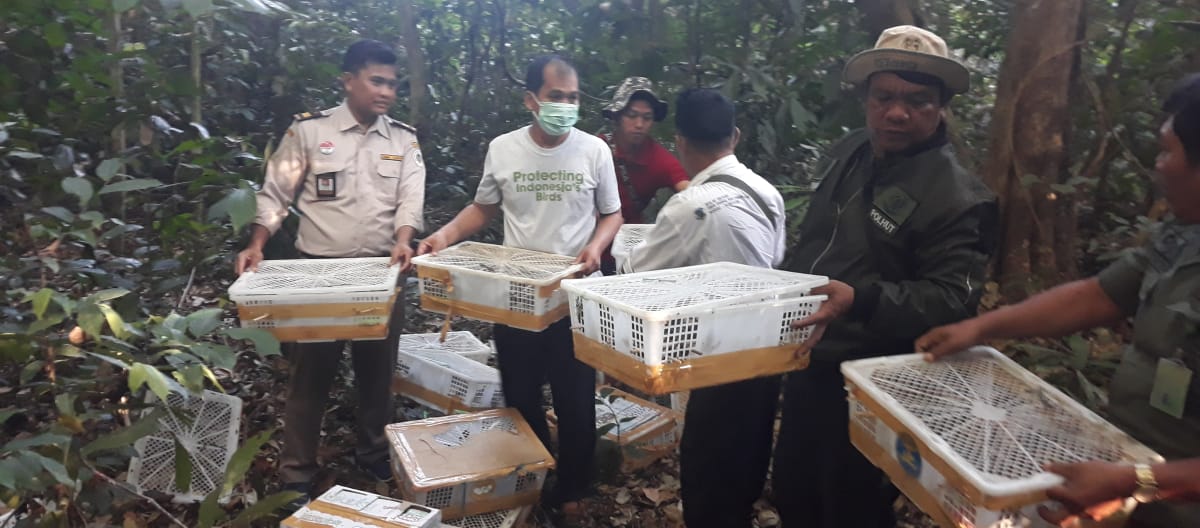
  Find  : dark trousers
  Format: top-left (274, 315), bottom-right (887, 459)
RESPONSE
top-left (680, 376), bottom-right (781, 528)
top-left (772, 360), bottom-right (898, 528)
top-left (277, 290), bottom-right (402, 485)
top-left (494, 318), bottom-right (597, 501)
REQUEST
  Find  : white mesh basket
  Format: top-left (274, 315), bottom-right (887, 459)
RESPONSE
top-left (842, 347), bottom-right (1161, 527)
top-left (563, 263), bottom-right (828, 365)
top-left (128, 390), bottom-right (242, 502)
top-left (228, 257), bottom-right (399, 304)
top-left (413, 242), bottom-right (580, 331)
top-left (610, 224), bottom-right (652, 272)
top-left (399, 332), bottom-right (492, 364)
top-left (442, 506), bottom-right (529, 528)
top-left (395, 344), bottom-right (505, 413)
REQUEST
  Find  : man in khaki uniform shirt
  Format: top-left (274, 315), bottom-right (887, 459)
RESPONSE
top-left (234, 40), bottom-right (425, 502)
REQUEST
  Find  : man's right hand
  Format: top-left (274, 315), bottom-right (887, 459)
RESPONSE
top-left (235, 247), bottom-right (264, 275)
top-left (914, 319), bottom-right (985, 361)
top-left (416, 231), bottom-right (451, 257)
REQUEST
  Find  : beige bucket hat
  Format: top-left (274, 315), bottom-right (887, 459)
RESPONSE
top-left (843, 25), bottom-right (970, 95)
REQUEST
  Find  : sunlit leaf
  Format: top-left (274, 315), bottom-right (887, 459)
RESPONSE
top-left (113, 0), bottom-right (140, 12)
top-left (221, 327), bottom-right (280, 357)
top-left (182, 0), bottom-right (215, 17)
top-left (198, 429), bottom-right (274, 527)
top-left (30, 288), bottom-right (54, 320)
top-left (81, 409), bottom-right (164, 456)
top-left (98, 178), bottom-right (163, 194)
top-left (128, 363), bottom-right (181, 403)
top-left (62, 177), bottom-right (94, 206)
top-left (96, 159), bottom-right (122, 181)
top-left (97, 304), bottom-right (128, 339)
top-left (185, 308), bottom-right (224, 337)
top-left (208, 184), bottom-right (256, 231)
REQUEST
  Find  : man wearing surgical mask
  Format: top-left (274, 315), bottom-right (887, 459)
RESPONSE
top-left (418, 54), bottom-right (622, 519)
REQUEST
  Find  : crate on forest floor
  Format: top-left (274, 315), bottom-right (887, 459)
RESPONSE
top-left (413, 242), bottom-right (581, 332)
top-left (228, 257), bottom-right (400, 342)
top-left (282, 485), bottom-right (442, 528)
top-left (842, 347), bottom-right (1162, 528)
top-left (563, 262), bottom-right (828, 394)
top-left (610, 223), bottom-right (652, 272)
top-left (393, 334), bottom-right (505, 414)
top-left (128, 390), bottom-right (241, 503)
top-left (440, 506), bottom-right (532, 528)
top-left (548, 386), bottom-right (682, 472)
top-left (387, 409), bottom-right (555, 520)
top-left (399, 331), bottom-right (492, 364)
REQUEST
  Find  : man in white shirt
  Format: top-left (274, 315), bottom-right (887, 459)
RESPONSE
top-left (417, 55), bottom-right (622, 518)
top-left (623, 88), bottom-right (786, 528)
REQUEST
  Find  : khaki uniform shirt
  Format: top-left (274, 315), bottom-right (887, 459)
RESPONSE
top-left (254, 103), bottom-right (426, 257)
top-left (1097, 221), bottom-right (1200, 526)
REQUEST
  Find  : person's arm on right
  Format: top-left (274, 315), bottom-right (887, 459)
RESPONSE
top-left (417, 147), bottom-right (502, 256)
top-left (914, 277), bottom-right (1126, 360)
top-left (236, 123), bottom-right (307, 275)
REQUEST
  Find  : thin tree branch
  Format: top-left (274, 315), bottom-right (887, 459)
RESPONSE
top-left (81, 459), bottom-right (189, 528)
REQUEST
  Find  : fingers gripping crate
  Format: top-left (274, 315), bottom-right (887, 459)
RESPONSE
top-left (393, 338), bottom-right (506, 414)
top-left (548, 386), bottom-right (682, 472)
top-left (399, 331), bottom-right (492, 364)
top-left (283, 485), bottom-right (442, 528)
top-left (128, 390), bottom-right (242, 503)
top-left (412, 242), bottom-right (581, 332)
top-left (842, 348), bottom-right (1163, 528)
top-left (562, 262), bottom-right (829, 395)
top-left (228, 257), bottom-right (400, 342)
top-left (387, 409), bottom-right (555, 520)
top-left (441, 506), bottom-right (532, 528)
top-left (610, 224), bottom-right (653, 272)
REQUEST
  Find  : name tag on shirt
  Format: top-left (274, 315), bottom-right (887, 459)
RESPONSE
top-left (380, 154), bottom-right (404, 162)
top-left (316, 172), bottom-right (337, 199)
top-left (1150, 357), bottom-right (1192, 419)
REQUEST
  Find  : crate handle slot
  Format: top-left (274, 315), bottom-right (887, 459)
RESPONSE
top-left (251, 313), bottom-right (271, 321)
top-left (354, 307), bottom-right (381, 315)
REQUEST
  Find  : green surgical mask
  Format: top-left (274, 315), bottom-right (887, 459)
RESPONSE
top-left (531, 95), bottom-right (579, 136)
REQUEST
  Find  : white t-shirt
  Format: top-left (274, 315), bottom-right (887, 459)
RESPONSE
top-left (622, 154), bottom-right (786, 272)
top-left (475, 126), bottom-right (621, 257)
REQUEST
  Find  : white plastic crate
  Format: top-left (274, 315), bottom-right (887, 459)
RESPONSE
top-left (842, 347), bottom-right (1162, 528)
top-left (394, 342), bottom-right (505, 414)
top-left (388, 409), bottom-right (554, 520)
top-left (610, 223), bottom-right (652, 272)
top-left (128, 390), bottom-right (242, 502)
top-left (413, 242), bottom-right (581, 331)
top-left (563, 263), bottom-right (827, 393)
top-left (399, 332), bottom-right (492, 364)
top-left (550, 386), bottom-right (681, 471)
top-left (441, 506), bottom-right (530, 528)
top-left (228, 257), bottom-right (400, 342)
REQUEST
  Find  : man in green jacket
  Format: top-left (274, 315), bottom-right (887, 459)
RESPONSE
top-left (772, 26), bottom-right (998, 528)
top-left (916, 73), bottom-right (1200, 528)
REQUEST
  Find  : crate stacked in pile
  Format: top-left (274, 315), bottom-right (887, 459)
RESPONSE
top-left (610, 223), bottom-right (653, 272)
top-left (562, 262), bottom-right (828, 394)
top-left (387, 409), bottom-right (554, 520)
top-left (393, 331), bottom-right (505, 414)
top-left (412, 242), bottom-right (580, 331)
top-left (228, 257), bottom-right (400, 342)
top-left (842, 347), bottom-right (1163, 528)
top-left (282, 485), bottom-right (442, 527)
top-left (439, 507), bottom-right (532, 528)
top-left (548, 386), bottom-right (682, 472)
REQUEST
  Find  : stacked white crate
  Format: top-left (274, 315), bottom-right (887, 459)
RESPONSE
top-left (563, 262), bottom-right (828, 394)
top-left (228, 257), bottom-right (400, 342)
top-left (413, 242), bottom-right (581, 332)
top-left (842, 347), bottom-right (1163, 528)
top-left (393, 332), bottom-right (505, 414)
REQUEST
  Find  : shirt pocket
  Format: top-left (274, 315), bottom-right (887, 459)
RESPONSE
top-left (308, 159), bottom-right (347, 202)
top-left (373, 152), bottom-right (403, 203)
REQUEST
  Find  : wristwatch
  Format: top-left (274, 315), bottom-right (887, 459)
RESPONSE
top-left (1132, 463), bottom-right (1160, 504)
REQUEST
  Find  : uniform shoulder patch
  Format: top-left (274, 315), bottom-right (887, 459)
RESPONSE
top-left (386, 116), bottom-right (417, 133)
top-left (292, 110), bottom-right (329, 122)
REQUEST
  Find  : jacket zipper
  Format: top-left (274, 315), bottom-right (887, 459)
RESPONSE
top-left (809, 156), bottom-right (864, 274)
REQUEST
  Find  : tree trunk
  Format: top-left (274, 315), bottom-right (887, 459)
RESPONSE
top-left (985, 0), bottom-right (1084, 299)
top-left (398, 0), bottom-right (428, 132)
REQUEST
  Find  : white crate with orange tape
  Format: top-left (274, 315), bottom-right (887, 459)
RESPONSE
top-left (228, 257), bottom-right (399, 342)
top-left (842, 347), bottom-right (1162, 528)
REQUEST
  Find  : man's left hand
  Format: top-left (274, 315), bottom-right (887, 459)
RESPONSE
top-left (574, 245), bottom-right (603, 276)
top-left (788, 280), bottom-right (854, 355)
top-left (390, 241), bottom-right (415, 272)
top-left (1037, 462), bottom-right (1137, 526)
